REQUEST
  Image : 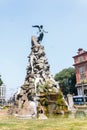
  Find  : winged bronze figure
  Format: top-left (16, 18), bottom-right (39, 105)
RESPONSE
top-left (32, 25), bottom-right (48, 43)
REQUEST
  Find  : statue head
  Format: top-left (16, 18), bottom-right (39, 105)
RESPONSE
top-left (40, 25), bottom-right (43, 29)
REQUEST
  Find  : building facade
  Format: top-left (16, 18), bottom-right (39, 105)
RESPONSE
top-left (73, 48), bottom-right (87, 96)
top-left (0, 84), bottom-right (6, 105)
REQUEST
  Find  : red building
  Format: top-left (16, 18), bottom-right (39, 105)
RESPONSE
top-left (73, 48), bottom-right (87, 96)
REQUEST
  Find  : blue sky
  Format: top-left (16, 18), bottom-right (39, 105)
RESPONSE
top-left (0, 0), bottom-right (87, 99)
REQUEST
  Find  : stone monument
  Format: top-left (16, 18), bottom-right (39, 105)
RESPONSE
top-left (9, 26), bottom-right (68, 118)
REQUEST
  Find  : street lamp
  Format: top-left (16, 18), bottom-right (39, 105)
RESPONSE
top-left (82, 81), bottom-right (85, 105)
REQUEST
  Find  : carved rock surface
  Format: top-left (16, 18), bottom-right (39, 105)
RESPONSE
top-left (24, 36), bottom-right (59, 95)
top-left (10, 36), bottom-right (67, 117)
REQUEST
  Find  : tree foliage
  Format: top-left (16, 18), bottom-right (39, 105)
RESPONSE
top-left (0, 75), bottom-right (3, 86)
top-left (54, 67), bottom-right (77, 96)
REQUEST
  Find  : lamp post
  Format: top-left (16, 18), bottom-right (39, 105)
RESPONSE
top-left (82, 81), bottom-right (85, 105)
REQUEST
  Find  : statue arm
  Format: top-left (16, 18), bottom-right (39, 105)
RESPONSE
top-left (43, 30), bottom-right (48, 33)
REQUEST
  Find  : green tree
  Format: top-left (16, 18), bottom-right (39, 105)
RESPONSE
top-left (0, 75), bottom-right (3, 86)
top-left (54, 67), bottom-right (77, 96)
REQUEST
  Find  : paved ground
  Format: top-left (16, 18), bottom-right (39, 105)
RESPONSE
top-left (0, 108), bottom-right (8, 116)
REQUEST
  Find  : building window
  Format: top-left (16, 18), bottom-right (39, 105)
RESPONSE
top-left (79, 66), bottom-right (86, 81)
top-left (78, 56), bottom-right (84, 63)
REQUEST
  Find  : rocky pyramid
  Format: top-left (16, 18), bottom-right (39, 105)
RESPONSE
top-left (25, 36), bottom-right (59, 94)
top-left (9, 36), bottom-right (68, 118)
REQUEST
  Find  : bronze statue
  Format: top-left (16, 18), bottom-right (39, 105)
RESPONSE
top-left (32, 25), bottom-right (48, 43)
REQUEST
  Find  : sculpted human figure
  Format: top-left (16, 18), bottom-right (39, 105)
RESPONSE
top-left (34, 75), bottom-right (43, 93)
top-left (29, 52), bottom-right (36, 73)
top-left (32, 25), bottom-right (48, 43)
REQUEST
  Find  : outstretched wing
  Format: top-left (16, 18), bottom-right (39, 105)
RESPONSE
top-left (32, 25), bottom-right (40, 29)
